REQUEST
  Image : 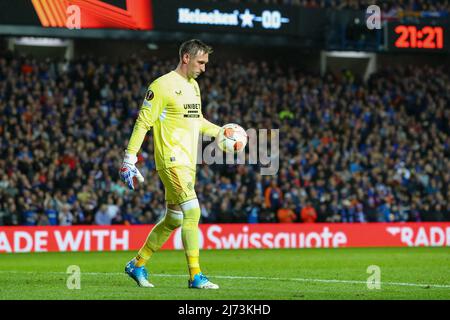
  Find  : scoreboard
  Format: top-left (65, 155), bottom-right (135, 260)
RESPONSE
top-left (386, 22), bottom-right (449, 52)
top-left (152, 0), bottom-right (299, 35)
top-left (0, 0), bottom-right (448, 53)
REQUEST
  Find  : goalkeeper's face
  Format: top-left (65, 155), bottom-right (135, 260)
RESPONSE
top-left (187, 50), bottom-right (209, 79)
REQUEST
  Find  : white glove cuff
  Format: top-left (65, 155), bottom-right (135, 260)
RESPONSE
top-left (123, 152), bottom-right (138, 165)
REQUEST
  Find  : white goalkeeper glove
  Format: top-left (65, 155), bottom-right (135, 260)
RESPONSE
top-left (119, 153), bottom-right (145, 190)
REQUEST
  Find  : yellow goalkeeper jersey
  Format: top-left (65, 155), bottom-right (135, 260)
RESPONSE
top-left (127, 70), bottom-right (221, 171)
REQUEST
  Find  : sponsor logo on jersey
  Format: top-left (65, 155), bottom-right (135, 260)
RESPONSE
top-left (183, 104), bottom-right (200, 110)
top-left (175, 90), bottom-right (182, 95)
top-left (183, 103), bottom-right (200, 117)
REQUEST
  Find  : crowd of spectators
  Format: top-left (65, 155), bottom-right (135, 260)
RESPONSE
top-left (224, 0), bottom-right (449, 15)
top-left (0, 50), bottom-right (449, 226)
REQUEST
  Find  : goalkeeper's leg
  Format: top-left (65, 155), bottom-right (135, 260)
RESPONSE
top-left (135, 207), bottom-right (183, 266)
top-left (181, 198), bottom-right (219, 289)
top-left (125, 207), bottom-right (182, 287)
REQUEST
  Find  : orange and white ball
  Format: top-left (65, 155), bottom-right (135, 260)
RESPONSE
top-left (216, 123), bottom-right (248, 153)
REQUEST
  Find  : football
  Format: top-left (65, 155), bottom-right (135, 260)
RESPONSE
top-left (217, 123), bottom-right (248, 153)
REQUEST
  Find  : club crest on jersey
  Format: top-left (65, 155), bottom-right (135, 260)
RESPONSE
top-left (145, 90), bottom-right (154, 101)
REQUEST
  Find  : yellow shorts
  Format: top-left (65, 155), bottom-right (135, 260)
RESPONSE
top-left (158, 166), bottom-right (197, 205)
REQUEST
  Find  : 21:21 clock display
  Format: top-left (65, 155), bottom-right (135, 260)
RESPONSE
top-left (388, 23), bottom-right (448, 51)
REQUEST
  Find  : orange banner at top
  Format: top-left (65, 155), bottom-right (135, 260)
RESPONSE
top-left (31, 0), bottom-right (153, 29)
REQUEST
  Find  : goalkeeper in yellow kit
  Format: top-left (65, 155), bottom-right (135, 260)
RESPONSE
top-left (119, 39), bottom-right (224, 289)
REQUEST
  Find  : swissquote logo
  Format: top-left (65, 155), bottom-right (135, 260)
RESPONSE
top-left (174, 225), bottom-right (348, 249)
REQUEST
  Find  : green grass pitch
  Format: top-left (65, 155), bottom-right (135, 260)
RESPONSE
top-left (0, 247), bottom-right (449, 300)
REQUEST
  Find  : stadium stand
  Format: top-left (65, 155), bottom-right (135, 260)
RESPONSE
top-left (0, 50), bottom-right (449, 226)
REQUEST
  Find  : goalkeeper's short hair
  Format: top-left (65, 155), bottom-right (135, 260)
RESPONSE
top-left (179, 39), bottom-right (213, 60)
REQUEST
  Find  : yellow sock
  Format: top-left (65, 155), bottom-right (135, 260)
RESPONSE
top-left (180, 199), bottom-right (202, 280)
top-left (186, 254), bottom-right (201, 280)
top-left (134, 208), bottom-right (183, 267)
top-left (135, 246), bottom-right (154, 267)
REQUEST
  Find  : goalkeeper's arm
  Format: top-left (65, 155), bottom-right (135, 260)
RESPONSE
top-left (120, 84), bottom-right (165, 190)
top-left (200, 116), bottom-right (221, 137)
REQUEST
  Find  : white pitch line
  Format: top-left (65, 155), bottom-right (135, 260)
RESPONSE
top-left (0, 270), bottom-right (449, 289)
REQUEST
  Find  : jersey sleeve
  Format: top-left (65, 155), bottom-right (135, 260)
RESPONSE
top-left (200, 115), bottom-right (221, 138)
top-left (126, 81), bottom-right (166, 155)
